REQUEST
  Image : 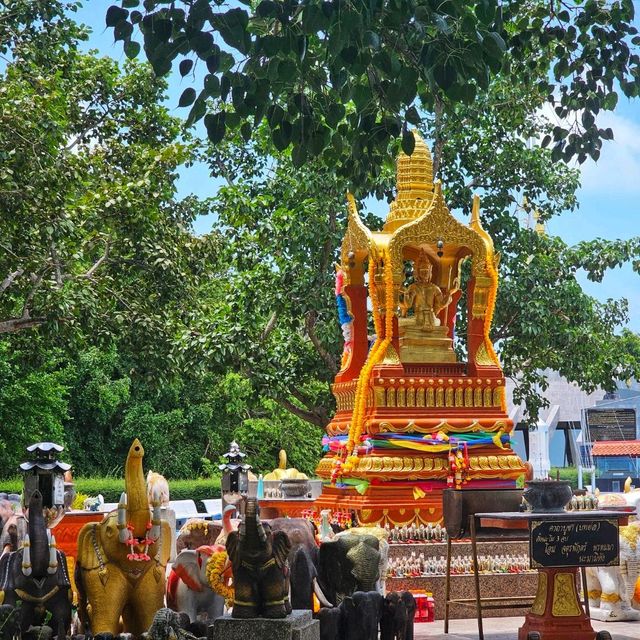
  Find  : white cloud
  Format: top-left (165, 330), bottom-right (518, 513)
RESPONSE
top-left (541, 103), bottom-right (640, 195)
top-left (579, 111), bottom-right (640, 194)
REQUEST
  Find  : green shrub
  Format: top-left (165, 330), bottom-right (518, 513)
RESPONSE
top-left (551, 467), bottom-right (579, 489)
top-left (0, 476), bottom-right (221, 509)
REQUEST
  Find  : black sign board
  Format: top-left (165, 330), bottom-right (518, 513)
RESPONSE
top-left (530, 519), bottom-right (619, 569)
top-left (586, 408), bottom-right (636, 441)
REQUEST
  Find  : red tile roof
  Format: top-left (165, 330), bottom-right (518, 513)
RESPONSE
top-left (592, 440), bottom-right (640, 457)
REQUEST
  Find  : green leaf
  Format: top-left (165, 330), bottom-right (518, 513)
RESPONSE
top-left (178, 88), bottom-right (197, 108)
top-left (124, 40), bottom-right (141, 59)
top-left (204, 112), bottom-right (227, 144)
top-left (179, 59), bottom-right (194, 77)
top-left (106, 5), bottom-right (128, 27)
top-left (401, 129), bottom-right (415, 155)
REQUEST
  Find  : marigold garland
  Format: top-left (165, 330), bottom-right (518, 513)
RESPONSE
top-left (205, 550), bottom-right (234, 607)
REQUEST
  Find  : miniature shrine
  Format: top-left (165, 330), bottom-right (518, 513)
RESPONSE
top-left (315, 132), bottom-right (526, 525)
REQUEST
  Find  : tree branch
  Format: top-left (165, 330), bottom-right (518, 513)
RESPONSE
top-left (0, 316), bottom-right (46, 334)
top-left (305, 310), bottom-right (338, 375)
top-left (80, 240), bottom-right (110, 279)
top-left (432, 94), bottom-right (444, 177)
top-left (260, 310), bottom-right (278, 342)
top-left (273, 396), bottom-right (327, 427)
top-left (0, 268), bottom-right (24, 296)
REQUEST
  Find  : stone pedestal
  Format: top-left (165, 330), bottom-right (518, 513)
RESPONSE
top-left (209, 611), bottom-right (319, 640)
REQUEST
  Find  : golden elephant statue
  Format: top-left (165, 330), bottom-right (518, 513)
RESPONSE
top-left (75, 439), bottom-right (172, 637)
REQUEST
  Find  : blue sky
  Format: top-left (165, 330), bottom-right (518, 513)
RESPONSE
top-left (77, 2), bottom-right (639, 330)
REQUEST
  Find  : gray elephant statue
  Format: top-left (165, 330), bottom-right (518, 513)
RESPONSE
top-left (0, 491), bottom-right (71, 639)
top-left (0, 499), bottom-right (26, 554)
top-left (317, 591), bottom-right (383, 640)
top-left (380, 591), bottom-right (416, 640)
top-left (316, 534), bottom-right (381, 607)
top-left (268, 517), bottom-right (319, 610)
top-left (226, 498), bottom-right (291, 618)
top-left (166, 546), bottom-right (225, 622)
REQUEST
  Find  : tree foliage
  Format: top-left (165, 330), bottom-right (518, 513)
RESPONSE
top-left (0, 1), bottom-right (216, 375)
top-left (109, 0), bottom-right (640, 186)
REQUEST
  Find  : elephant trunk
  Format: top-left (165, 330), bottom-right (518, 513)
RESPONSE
top-left (124, 439), bottom-right (150, 539)
top-left (26, 491), bottom-right (48, 577)
top-left (239, 499), bottom-right (267, 548)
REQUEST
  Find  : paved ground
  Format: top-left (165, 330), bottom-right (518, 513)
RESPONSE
top-left (414, 617), bottom-right (640, 640)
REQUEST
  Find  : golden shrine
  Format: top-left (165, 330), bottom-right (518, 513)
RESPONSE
top-left (315, 132), bottom-right (526, 526)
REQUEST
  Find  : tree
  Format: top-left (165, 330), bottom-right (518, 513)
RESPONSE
top-left (0, 1), bottom-right (216, 376)
top-left (108, 0), bottom-right (639, 185)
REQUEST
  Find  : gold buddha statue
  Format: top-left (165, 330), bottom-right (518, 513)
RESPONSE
top-left (402, 251), bottom-right (459, 330)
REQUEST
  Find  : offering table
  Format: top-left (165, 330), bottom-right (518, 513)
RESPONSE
top-left (474, 510), bottom-right (632, 640)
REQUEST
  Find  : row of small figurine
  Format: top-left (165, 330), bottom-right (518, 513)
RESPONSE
top-left (387, 552), bottom-right (534, 577)
top-left (566, 493), bottom-right (599, 511)
top-left (385, 522), bottom-right (447, 543)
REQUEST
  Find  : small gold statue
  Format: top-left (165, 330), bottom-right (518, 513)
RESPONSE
top-left (403, 253), bottom-right (458, 330)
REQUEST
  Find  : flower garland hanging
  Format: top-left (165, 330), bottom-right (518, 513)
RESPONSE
top-left (205, 550), bottom-right (234, 607)
top-left (335, 249), bottom-right (395, 481)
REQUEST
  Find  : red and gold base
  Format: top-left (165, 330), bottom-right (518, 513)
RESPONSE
top-left (518, 568), bottom-right (595, 640)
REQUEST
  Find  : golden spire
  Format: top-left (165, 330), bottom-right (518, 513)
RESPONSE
top-left (384, 130), bottom-right (435, 233)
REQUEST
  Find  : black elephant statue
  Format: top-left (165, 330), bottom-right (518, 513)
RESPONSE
top-left (0, 491), bottom-right (71, 639)
top-left (316, 534), bottom-right (381, 606)
top-left (226, 498), bottom-right (291, 618)
top-left (0, 604), bottom-right (22, 640)
top-left (380, 591), bottom-right (416, 640)
top-left (317, 591), bottom-right (383, 640)
top-left (268, 517), bottom-right (319, 610)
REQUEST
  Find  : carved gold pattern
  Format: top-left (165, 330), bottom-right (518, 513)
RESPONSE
top-left (407, 388), bottom-right (416, 407)
top-left (464, 388), bottom-right (473, 407)
top-left (416, 388), bottom-right (425, 407)
top-left (388, 184), bottom-right (489, 280)
top-left (387, 388), bottom-right (396, 407)
top-left (426, 388), bottom-right (435, 407)
top-left (484, 387), bottom-right (493, 407)
top-left (375, 387), bottom-right (386, 407)
top-left (472, 276), bottom-right (494, 319)
top-left (436, 388), bottom-right (444, 407)
top-left (531, 572), bottom-right (547, 616)
top-left (455, 388), bottom-right (463, 407)
top-left (475, 342), bottom-right (497, 366)
top-left (397, 387), bottom-right (406, 407)
top-left (382, 343), bottom-right (401, 365)
top-left (445, 388), bottom-right (454, 407)
top-left (493, 387), bottom-right (504, 407)
top-left (341, 194), bottom-right (374, 276)
top-left (552, 572), bottom-right (582, 617)
top-left (315, 453), bottom-right (524, 479)
top-left (474, 387), bottom-right (483, 407)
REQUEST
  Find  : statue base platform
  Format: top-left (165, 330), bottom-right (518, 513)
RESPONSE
top-left (209, 610), bottom-right (319, 640)
top-left (398, 322), bottom-right (456, 363)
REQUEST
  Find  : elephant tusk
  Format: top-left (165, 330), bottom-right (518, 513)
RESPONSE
top-left (313, 577), bottom-right (334, 608)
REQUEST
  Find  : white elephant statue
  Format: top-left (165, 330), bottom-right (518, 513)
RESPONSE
top-left (586, 520), bottom-right (640, 621)
top-left (166, 545), bottom-right (225, 622)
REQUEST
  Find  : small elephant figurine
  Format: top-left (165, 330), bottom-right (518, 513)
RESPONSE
top-left (226, 498), bottom-right (291, 618)
top-left (317, 591), bottom-right (383, 640)
top-left (380, 591), bottom-right (416, 640)
top-left (167, 545), bottom-right (226, 622)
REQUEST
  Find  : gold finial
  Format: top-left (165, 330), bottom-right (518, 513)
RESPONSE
top-left (384, 130), bottom-right (435, 233)
top-left (396, 130), bottom-right (433, 195)
top-left (533, 210), bottom-right (546, 236)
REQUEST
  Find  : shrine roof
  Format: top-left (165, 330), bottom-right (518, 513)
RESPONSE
top-left (592, 440), bottom-right (640, 457)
